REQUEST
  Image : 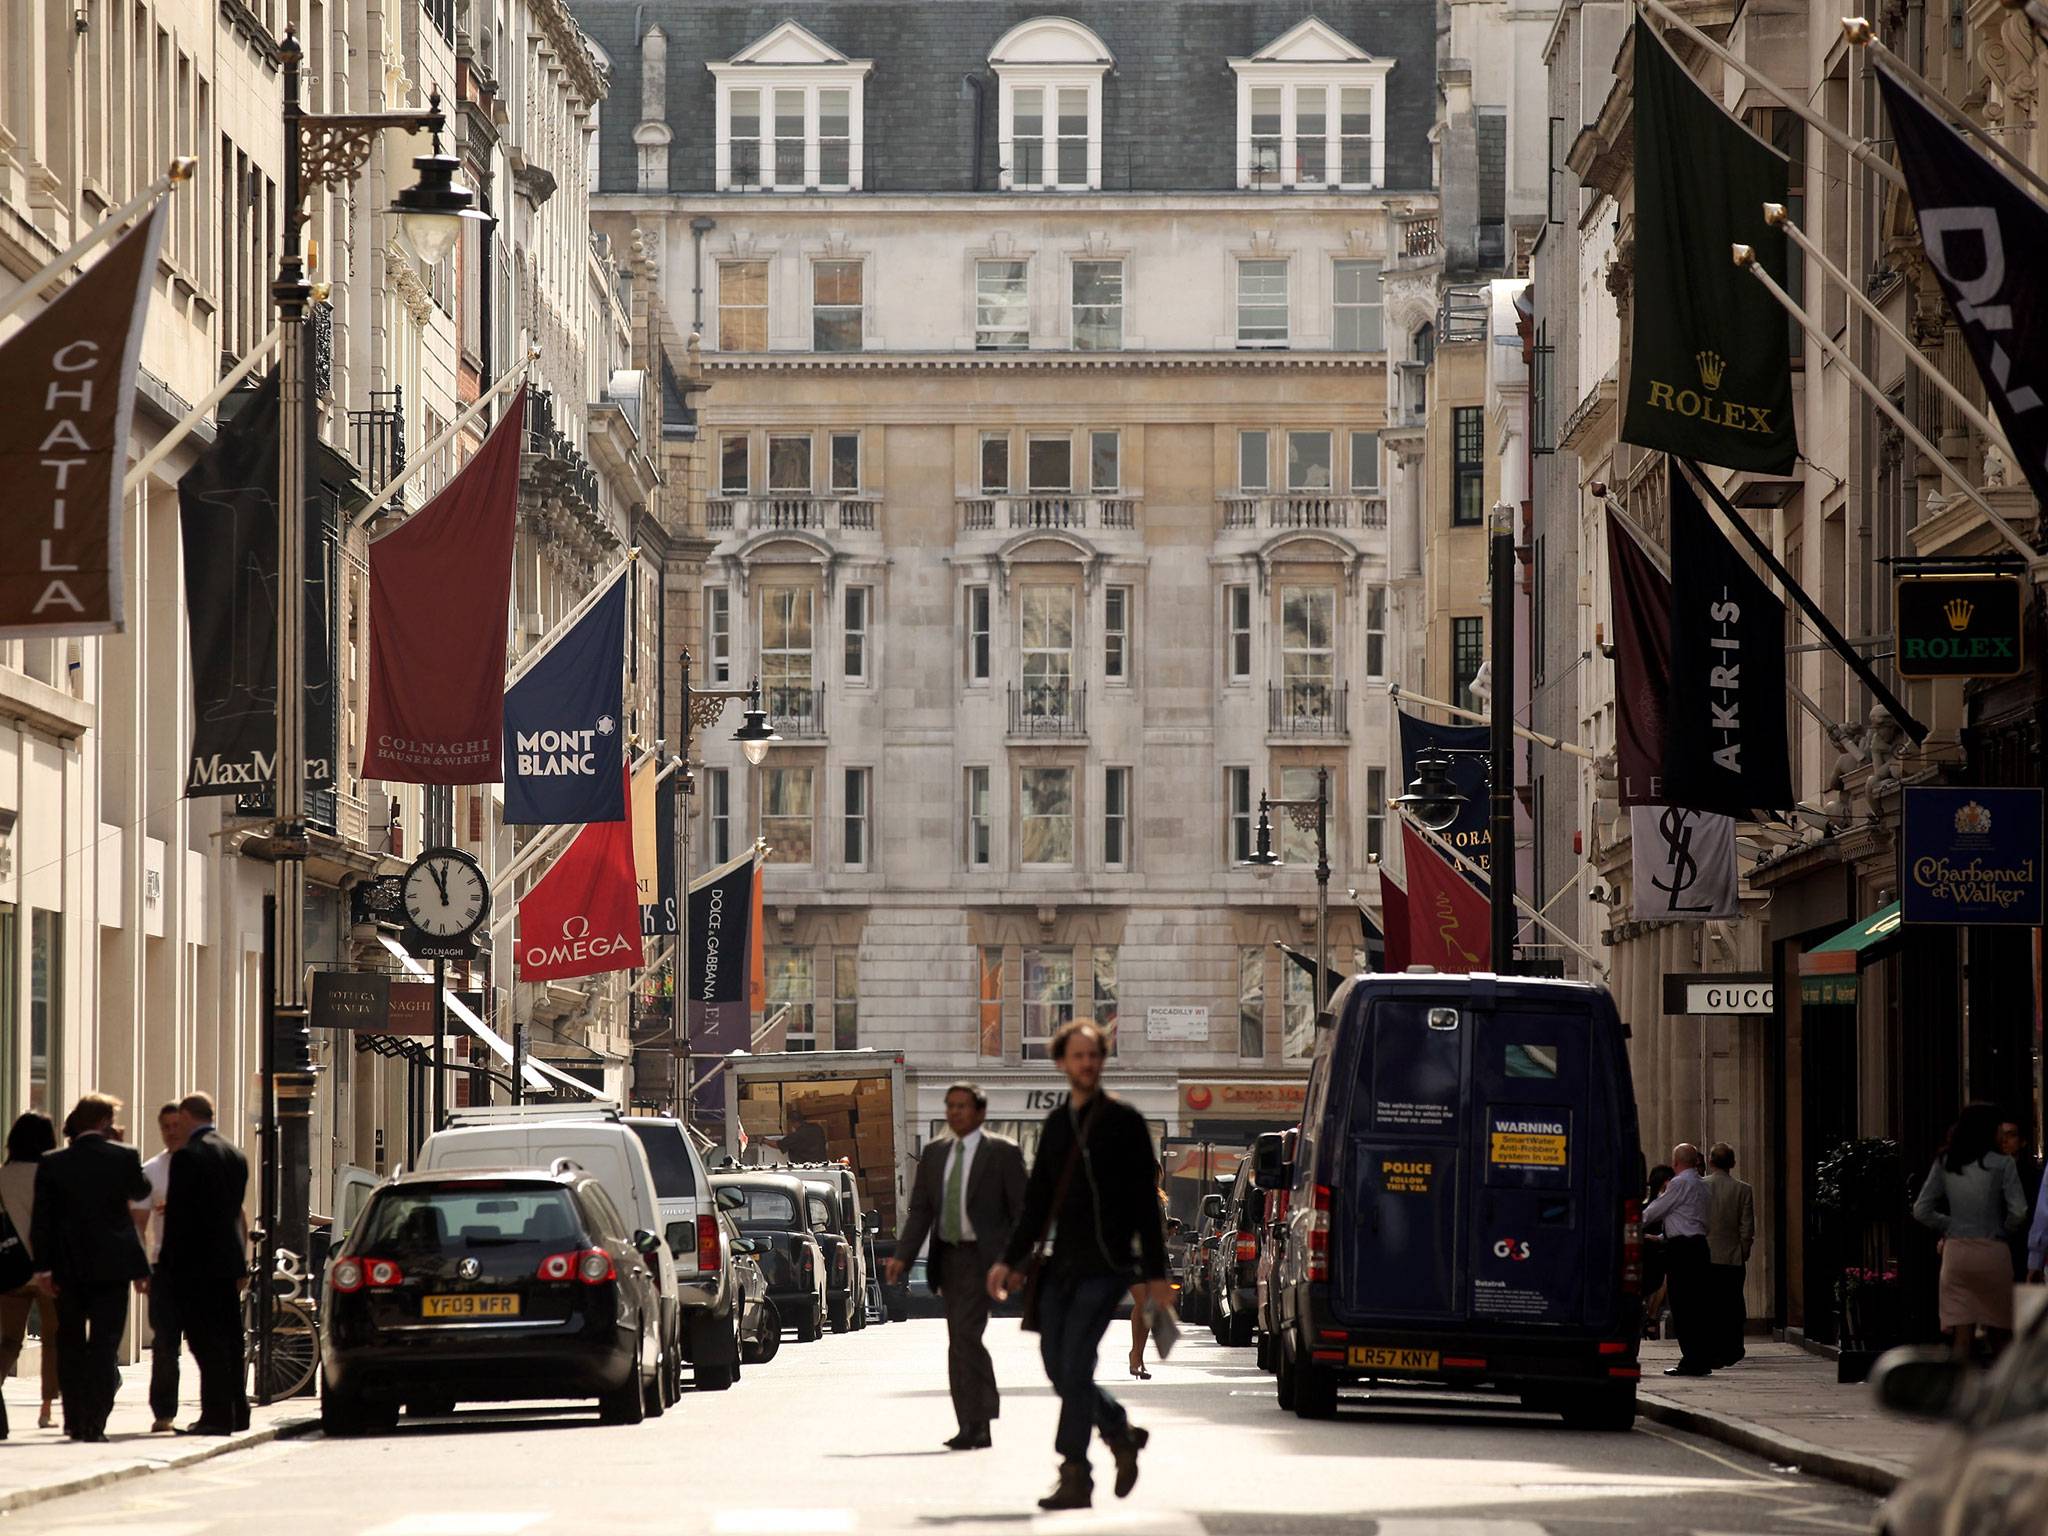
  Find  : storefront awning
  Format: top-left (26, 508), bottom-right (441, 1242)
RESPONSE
top-left (1797, 902), bottom-right (1904, 1006)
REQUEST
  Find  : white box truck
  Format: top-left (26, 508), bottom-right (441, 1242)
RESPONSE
top-left (718, 1049), bottom-right (910, 1233)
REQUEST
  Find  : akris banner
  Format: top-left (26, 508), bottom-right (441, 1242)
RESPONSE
top-left (1901, 786), bottom-right (2044, 926)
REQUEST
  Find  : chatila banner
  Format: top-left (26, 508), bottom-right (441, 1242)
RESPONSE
top-left (1900, 786), bottom-right (2043, 927)
top-left (503, 574), bottom-right (628, 826)
top-left (1397, 710), bottom-right (1491, 875)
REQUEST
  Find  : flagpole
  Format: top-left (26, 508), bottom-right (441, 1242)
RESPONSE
top-left (122, 327), bottom-right (282, 495)
top-left (1732, 246), bottom-right (2043, 570)
top-left (504, 550), bottom-right (640, 688)
top-left (351, 354), bottom-right (537, 530)
top-left (1635, 0), bottom-right (1907, 191)
top-left (1396, 809), bottom-right (1610, 976)
top-left (0, 159), bottom-right (196, 330)
top-left (1765, 205), bottom-right (2016, 457)
top-left (1845, 21), bottom-right (2048, 204)
top-left (1388, 683), bottom-right (1598, 761)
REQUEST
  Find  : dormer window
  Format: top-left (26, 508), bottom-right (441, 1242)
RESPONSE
top-left (989, 18), bottom-right (1113, 191)
top-left (711, 22), bottom-right (872, 191)
top-left (1230, 18), bottom-right (1393, 190)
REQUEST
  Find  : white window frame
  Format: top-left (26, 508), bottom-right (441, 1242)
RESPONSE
top-left (830, 431), bottom-right (862, 493)
top-left (720, 432), bottom-right (752, 494)
top-left (761, 766), bottom-right (816, 867)
top-left (1071, 257), bottom-right (1124, 350)
top-left (843, 766), bottom-right (870, 869)
top-left (1026, 435), bottom-right (1073, 493)
top-left (1226, 583), bottom-right (1253, 682)
top-left (1020, 765), bottom-right (1076, 869)
top-left (767, 433), bottom-right (813, 493)
top-left (979, 431), bottom-right (1012, 493)
top-left (1227, 766), bottom-right (1253, 863)
top-left (1237, 259), bottom-right (1290, 348)
top-left (991, 16), bottom-right (1111, 194)
top-left (975, 259), bottom-right (1032, 351)
top-left (1364, 581), bottom-right (1387, 680)
top-left (766, 945), bottom-right (817, 1048)
top-left (1229, 22), bottom-right (1392, 192)
top-left (705, 585), bottom-right (732, 683)
top-left (1020, 946), bottom-right (1076, 1060)
top-left (1365, 765), bottom-right (1387, 861)
top-left (711, 27), bottom-right (872, 192)
top-left (966, 584), bottom-right (993, 682)
top-left (1020, 584), bottom-right (1076, 707)
top-left (706, 767), bottom-right (732, 864)
top-left (1350, 430), bottom-right (1381, 492)
top-left (1089, 430), bottom-right (1121, 493)
top-left (760, 585), bottom-right (816, 716)
top-left (1332, 259), bottom-right (1385, 351)
top-left (966, 765), bottom-right (993, 868)
top-left (1239, 430), bottom-right (1270, 492)
top-left (1104, 765), bottom-right (1131, 869)
top-left (843, 585), bottom-right (870, 683)
top-left (1286, 430), bottom-right (1334, 491)
top-left (1281, 584), bottom-right (1337, 717)
top-left (1103, 584), bottom-right (1131, 683)
top-left (811, 257), bottom-right (865, 352)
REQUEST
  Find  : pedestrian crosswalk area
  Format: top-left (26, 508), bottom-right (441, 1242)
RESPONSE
top-left (689, 1512), bottom-right (1872, 1536)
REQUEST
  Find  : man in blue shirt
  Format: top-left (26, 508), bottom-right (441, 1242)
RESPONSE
top-left (1643, 1143), bottom-right (1715, 1376)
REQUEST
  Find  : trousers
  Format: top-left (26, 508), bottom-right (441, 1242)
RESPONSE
top-left (1710, 1262), bottom-right (1747, 1365)
top-left (148, 1273), bottom-right (185, 1422)
top-left (1664, 1234), bottom-right (1714, 1370)
top-left (939, 1244), bottom-right (998, 1428)
top-left (0, 1282), bottom-right (60, 1401)
top-left (175, 1277), bottom-right (248, 1430)
top-left (1035, 1270), bottom-right (1131, 1465)
top-left (55, 1280), bottom-right (130, 1437)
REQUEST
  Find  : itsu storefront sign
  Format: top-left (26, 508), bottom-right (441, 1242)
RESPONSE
top-left (1902, 786), bottom-right (2044, 927)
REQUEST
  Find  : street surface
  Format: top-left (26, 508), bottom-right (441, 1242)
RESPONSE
top-left (19, 1322), bottom-right (1879, 1535)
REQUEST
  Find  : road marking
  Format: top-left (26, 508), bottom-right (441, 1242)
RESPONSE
top-left (1373, 1523), bottom-right (1550, 1535)
top-left (358, 1517), bottom-right (547, 1536)
top-left (1639, 1424), bottom-right (1795, 1483)
top-left (711, 1511), bottom-right (858, 1534)
top-left (1028, 1513), bottom-right (1205, 1536)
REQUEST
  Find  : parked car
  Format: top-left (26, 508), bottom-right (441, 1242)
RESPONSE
top-left (710, 1172), bottom-right (829, 1342)
top-left (1264, 974), bottom-right (1645, 1430)
top-left (625, 1115), bottom-right (743, 1389)
top-left (886, 1255), bottom-right (946, 1320)
top-left (1210, 1137), bottom-right (1276, 1347)
top-left (727, 1212), bottom-right (782, 1366)
top-left (792, 1164), bottom-right (872, 1331)
top-left (421, 1106), bottom-right (687, 1405)
top-left (1181, 1184), bottom-right (1232, 1326)
top-left (1870, 1296), bottom-right (2048, 1535)
top-left (1255, 1129), bottom-right (1299, 1372)
top-left (319, 1167), bottom-right (666, 1434)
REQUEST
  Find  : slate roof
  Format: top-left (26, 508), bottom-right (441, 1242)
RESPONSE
top-left (573, 1), bottom-right (1439, 196)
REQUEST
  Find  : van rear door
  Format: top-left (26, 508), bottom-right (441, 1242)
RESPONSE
top-left (1467, 1006), bottom-right (1592, 1328)
top-left (1335, 997), bottom-right (1469, 1324)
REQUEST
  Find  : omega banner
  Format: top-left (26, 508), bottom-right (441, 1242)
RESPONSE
top-left (1621, 24), bottom-right (1796, 473)
top-left (1901, 786), bottom-right (2044, 927)
top-left (516, 765), bottom-right (644, 983)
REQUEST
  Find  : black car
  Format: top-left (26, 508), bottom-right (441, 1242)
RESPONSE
top-left (1210, 1141), bottom-right (1273, 1347)
top-left (319, 1168), bottom-right (667, 1434)
top-left (799, 1177), bottom-right (866, 1333)
top-left (711, 1172), bottom-right (829, 1342)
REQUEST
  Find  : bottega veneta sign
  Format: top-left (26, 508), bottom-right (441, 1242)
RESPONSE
top-left (1894, 574), bottom-right (2025, 679)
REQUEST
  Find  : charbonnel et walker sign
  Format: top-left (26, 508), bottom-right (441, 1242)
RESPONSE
top-left (1901, 786), bottom-right (2044, 927)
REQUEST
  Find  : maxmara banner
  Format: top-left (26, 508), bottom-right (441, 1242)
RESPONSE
top-left (1901, 787), bottom-right (2044, 927)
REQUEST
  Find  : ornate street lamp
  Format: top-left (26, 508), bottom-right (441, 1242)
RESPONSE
top-left (1245, 771), bottom-right (1333, 1015)
top-left (1393, 748), bottom-right (1467, 832)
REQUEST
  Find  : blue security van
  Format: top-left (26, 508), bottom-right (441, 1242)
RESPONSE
top-left (1260, 972), bottom-right (1645, 1429)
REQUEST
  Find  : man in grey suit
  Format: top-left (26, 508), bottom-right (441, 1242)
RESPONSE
top-left (1704, 1142), bottom-right (1756, 1368)
top-left (887, 1081), bottom-right (1027, 1450)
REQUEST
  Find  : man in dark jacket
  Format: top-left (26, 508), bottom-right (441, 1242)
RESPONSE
top-left (30, 1093), bottom-right (151, 1441)
top-left (990, 1020), bottom-right (1171, 1512)
top-left (888, 1082), bottom-right (1027, 1450)
top-left (156, 1092), bottom-right (250, 1434)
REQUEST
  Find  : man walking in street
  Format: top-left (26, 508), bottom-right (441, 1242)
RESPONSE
top-left (886, 1081), bottom-right (1026, 1450)
top-left (1703, 1142), bottom-right (1755, 1368)
top-left (1643, 1141), bottom-right (1715, 1377)
top-left (29, 1094), bottom-right (151, 1441)
top-left (132, 1101), bottom-right (187, 1432)
top-left (989, 1020), bottom-right (1172, 1512)
top-left (156, 1093), bottom-right (249, 1435)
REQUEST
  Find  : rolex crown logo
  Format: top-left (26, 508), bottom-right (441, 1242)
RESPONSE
top-left (1695, 350), bottom-right (1727, 391)
top-left (1944, 598), bottom-right (1975, 631)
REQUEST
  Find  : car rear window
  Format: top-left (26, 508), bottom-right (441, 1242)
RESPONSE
top-left (358, 1187), bottom-right (582, 1255)
top-left (627, 1122), bottom-right (699, 1198)
top-left (723, 1186), bottom-right (797, 1225)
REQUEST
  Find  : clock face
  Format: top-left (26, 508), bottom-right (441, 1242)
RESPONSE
top-left (403, 850), bottom-right (489, 940)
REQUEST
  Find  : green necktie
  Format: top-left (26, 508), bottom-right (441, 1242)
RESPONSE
top-left (942, 1139), bottom-right (967, 1244)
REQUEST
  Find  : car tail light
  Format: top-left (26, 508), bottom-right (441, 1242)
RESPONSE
top-left (577, 1249), bottom-right (617, 1285)
top-left (1235, 1231), bottom-right (1259, 1262)
top-left (330, 1258), bottom-right (364, 1293)
top-left (1598, 1339), bottom-right (1631, 1355)
top-left (1621, 1198), bottom-right (1642, 1294)
top-left (538, 1251), bottom-right (576, 1282)
top-left (364, 1258), bottom-right (404, 1289)
top-left (697, 1214), bottom-right (719, 1266)
top-left (1442, 1355), bottom-right (1486, 1369)
top-left (1307, 1184), bottom-right (1332, 1283)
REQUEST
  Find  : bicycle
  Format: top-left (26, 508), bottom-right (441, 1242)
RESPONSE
top-left (243, 1248), bottom-right (321, 1401)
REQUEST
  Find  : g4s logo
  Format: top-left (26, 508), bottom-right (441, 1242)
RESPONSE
top-left (1492, 1238), bottom-right (1532, 1262)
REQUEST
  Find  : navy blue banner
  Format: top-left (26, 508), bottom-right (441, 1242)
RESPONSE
top-left (1397, 711), bottom-right (1490, 876)
top-left (642, 775), bottom-right (679, 937)
top-left (1901, 786), bottom-right (2043, 927)
top-left (503, 578), bottom-right (627, 824)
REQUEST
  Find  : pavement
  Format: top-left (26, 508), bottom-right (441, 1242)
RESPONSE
top-left (0, 1355), bottom-right (319, 1513)
top-left (7, 1318), bottom-right (1885, 1534)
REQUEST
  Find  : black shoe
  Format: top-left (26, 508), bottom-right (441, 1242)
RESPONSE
top-left (176, 1420), bottom-right (234, 1437)
top-left (944, 1424), bottom-right (991, 1450)
top-left (1664, 1363), bottom-right (1713, 1377)
top-left (0, 1393), bottom-right (8, 1440)
top-left (1038, 1461), bottom-right (1093, 1511)
top-left (1108, 1425), bottom-right (1149, 1498)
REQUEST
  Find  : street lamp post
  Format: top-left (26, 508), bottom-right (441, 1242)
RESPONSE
top-left (1246, 767), bottom-right (1332, 1015)
top-left (265, 29), bottom-right (479, 1322)
top-left (673, 647), bottom-right (778, 1120)
top-left (1486, 502), bottom-right (1516, 972)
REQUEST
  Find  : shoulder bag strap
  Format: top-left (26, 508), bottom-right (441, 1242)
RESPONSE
top-left (1028, 1105), bottom-right (1094, 1261)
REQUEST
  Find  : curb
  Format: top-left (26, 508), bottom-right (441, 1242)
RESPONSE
top-left (0, 1413), bottom-right (322, 1515)
top-left (1638, 1390), bottom-right (1907, 1497)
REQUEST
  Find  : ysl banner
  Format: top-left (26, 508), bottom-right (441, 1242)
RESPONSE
top-left (1630, 806), bottom-right (1738, 920)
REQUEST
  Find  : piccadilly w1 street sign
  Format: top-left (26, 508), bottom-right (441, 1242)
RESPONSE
top-left (1894, 573), bottom-right (2025, 679)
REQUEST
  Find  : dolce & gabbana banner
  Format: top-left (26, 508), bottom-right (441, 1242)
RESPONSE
top-left (502, 572), bottom-right (627, 824)
top-left (1901, 786), bottom-right (2044, 927)
top-left (0, 202), bottom-right (165, 636)
top-left (1621, 23), bottom-right (1797, 472)
top-left (685, 850), bottom-right (759, 1098)
top-left (517, 764), bottom-right (644, 983)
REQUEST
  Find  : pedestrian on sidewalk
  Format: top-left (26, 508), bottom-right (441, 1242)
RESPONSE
top-left (989, 1019), bottom-right (1171, 1512)
top-left (1128, 1193), bottom-right (1175, 1380)
top-left (157, 1092), bottom-right (250, 1435)
top-left (130, 1101), bottom-right (187, 1433)
top-left (1641, 1163), bottom-right (1674, 1340)
top-left (885, 1080), bottom-right (1026, 1451)
top-left (1914, 1101), bottom-right (2027, 1360)
top-left (1997, 1118), bottom-right (2040, 1283)
top-left (29, 1094), bottom-right (151, 1441)
top-left (1703, 1143), bottom-right (1755, 1368)
top-left (0, 1111), bottom-right (61, 1438)
top-left (1643, 1142), bottom-right (1714, 1377)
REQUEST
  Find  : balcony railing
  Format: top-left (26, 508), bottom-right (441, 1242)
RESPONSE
top-left (348, 388), bottom-right (406, 495)
top-left (1008, 682), bottom-right (1087, 737)
top-left (1398, 214), bottom-right (1443, 262)
top-left (766, 684), bottom-right (826, 738)
top-left (1269, 681), bottom-right (1349, 736)
top-left (1220, 495), bottom-right (1388, 531)
top-left (958, 496), bottom-right (1141, 532)
top-left (234, 784), bottom-right (341, 835)
top-left (706, 497), bottom-right (879, 535)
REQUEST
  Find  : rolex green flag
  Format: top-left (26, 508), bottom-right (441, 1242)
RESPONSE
top-left (1621, 24), bottom-right (1797, 473)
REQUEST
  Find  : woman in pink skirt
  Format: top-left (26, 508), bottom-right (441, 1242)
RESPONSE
top-left (1914, 1102), bottom-right (2029, 1359)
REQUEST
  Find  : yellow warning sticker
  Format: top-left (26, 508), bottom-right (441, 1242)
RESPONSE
top-left (1489, 1131), bottom-right (1567, 1167)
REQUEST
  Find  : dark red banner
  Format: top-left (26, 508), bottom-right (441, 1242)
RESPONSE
top-left (518, 768), bottom-right (645, 983)
top-left (1402, 821), bottom-right (1491, 973)
top-left (361, 388), bottom-right (524, 782)
top-left (1380, 873), bottom-right (1411, 973)
top-left (1607, 512), bottom-right (1673, 808)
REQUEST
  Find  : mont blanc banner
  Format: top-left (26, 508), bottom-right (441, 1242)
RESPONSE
top-left (360, 387), bottom-right (524, 784)
top-left (1608, 513), bottom-right (1673, 807)
top-left (178, 376), bottom-right (337, 796)
top-left (0, 201), bottom-right (165, 637)
top-left (1878, 69), bottom-right (2048, 510)
top-left (1401, 821), bottom-right (1491, 973)
top-left (1664, 474), bottom-right (1793, 816)
top-left (502, 573), bottom-right (627, 824)
top-left (1622, 23), bottom-right (1797, 473)
top-left (1397, 711), bottom-right (1491, 874)
top-left (517, 766), bottom-right (644, 983)
top-left (1631, 806), bottom-right (1739, 920)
